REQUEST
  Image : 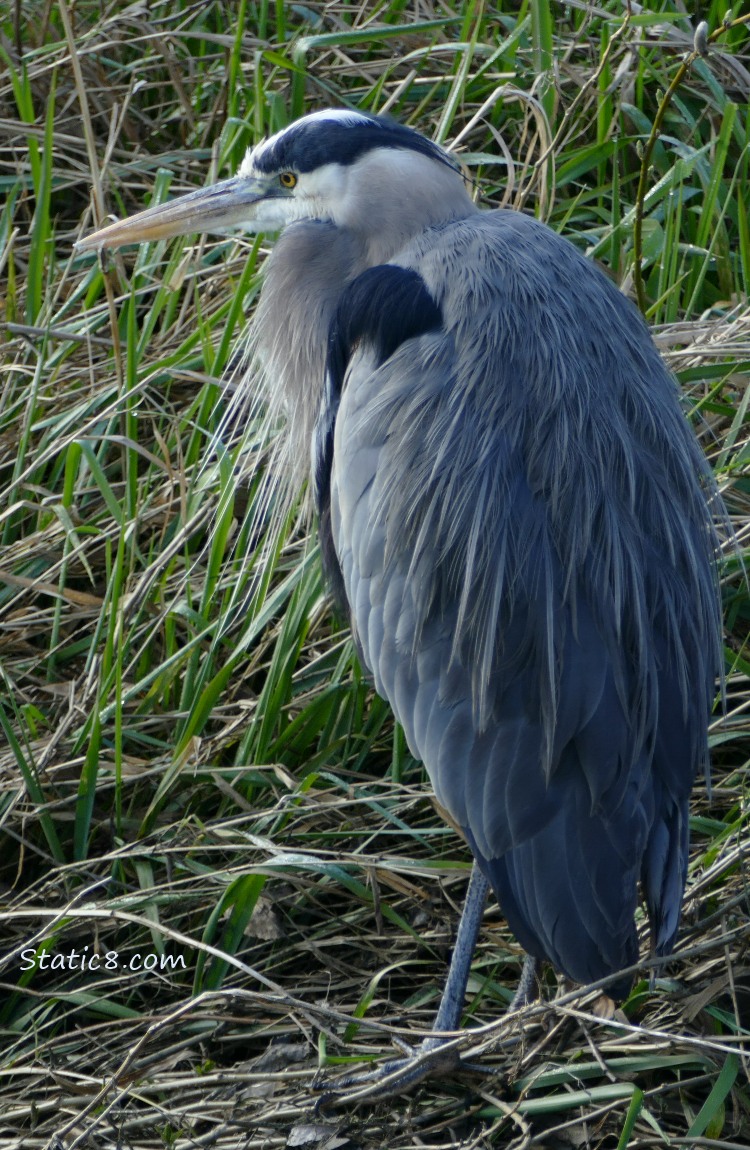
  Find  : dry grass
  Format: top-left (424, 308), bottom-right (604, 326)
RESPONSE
top-left (1, 2), bottom-right (749, 1147)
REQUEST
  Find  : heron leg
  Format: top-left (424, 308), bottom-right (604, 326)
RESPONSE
top-left (509, 953), bottom-right (538, 1011)
top-left (316, 862), bottom-right (494, 1103)
top-left (430, 860), bottom-right (490, 1032)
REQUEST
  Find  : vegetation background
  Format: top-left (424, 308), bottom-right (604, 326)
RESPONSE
top-left (1, 1), bottom-right (749, 1146)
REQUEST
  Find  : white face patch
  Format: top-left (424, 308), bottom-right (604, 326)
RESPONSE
top-left (233, 160), bottom-right (349, 230)
top-left (237, 148), bottom-right (261, 180)
top-left (291, 163), bottom-right (348, 222)
top-left (249, 195), bottom-right (303, 230)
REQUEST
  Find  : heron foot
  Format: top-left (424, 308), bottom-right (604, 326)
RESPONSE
top-left (314, 1034), bottom-right (493, 1106)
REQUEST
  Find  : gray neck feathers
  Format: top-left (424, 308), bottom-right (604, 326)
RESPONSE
top-left (250, 221), bottom-right (368, 489)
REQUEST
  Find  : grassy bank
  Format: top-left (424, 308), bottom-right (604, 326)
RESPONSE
top-left (1, 2), bottom-right (749, 1146)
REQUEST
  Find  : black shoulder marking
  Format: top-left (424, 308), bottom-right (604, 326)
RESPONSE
top-left (311, 363), bottom-right (351, 616)
top-left (312, 265), bottom-right (442, 612)
top-left (255, 113), bottom-right (459, 176)
top-left (327, 265), bottom-right (443, 400)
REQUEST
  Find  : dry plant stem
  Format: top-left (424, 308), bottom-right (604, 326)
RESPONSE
top-left (634, 14), bottom-right (750, 314)
top-left (534, 6), bottom-right (633, 175)
top-left (59, 0), bottom-right (125, 389)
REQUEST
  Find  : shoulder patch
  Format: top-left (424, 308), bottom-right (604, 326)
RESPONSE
top-left (327, 265), bottom-right (443, 399)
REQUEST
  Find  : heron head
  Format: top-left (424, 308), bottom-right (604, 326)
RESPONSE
top-left (77, 109), bottom-right (472, 256)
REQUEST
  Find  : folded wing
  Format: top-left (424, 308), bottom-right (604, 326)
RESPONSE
top-left (322, 211), bottom-right (722, 986)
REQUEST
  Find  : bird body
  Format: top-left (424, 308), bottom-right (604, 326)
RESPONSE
top-left (321, 205), bottom-right (721, 991)
top-left (80, 109), bottom-right (723, 1008)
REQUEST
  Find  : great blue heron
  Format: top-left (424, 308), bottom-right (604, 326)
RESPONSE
top-left (79, 108), bottom-right (724, 1094)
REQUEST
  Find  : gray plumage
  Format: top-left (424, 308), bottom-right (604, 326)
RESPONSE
top-left (327, 207), bottom-right (721, 988)
top-left (81, 107), bottom-right (724, 1016)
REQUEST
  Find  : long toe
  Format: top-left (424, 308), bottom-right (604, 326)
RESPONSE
top-left (315, 1036), bottom-right (493, 1106)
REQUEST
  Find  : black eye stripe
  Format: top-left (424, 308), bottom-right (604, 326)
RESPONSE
top-left (254, 114), bottom-right (458, 177)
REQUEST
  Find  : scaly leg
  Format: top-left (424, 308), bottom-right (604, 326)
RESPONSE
top-left (318, 861), bottom-right (536, 1103)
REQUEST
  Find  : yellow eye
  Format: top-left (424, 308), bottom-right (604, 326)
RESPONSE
top-left (279, 172), bottom-right (297, 189)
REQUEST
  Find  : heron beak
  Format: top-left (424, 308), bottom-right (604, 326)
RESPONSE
top-left (76, 176), bottom-right (272, 251)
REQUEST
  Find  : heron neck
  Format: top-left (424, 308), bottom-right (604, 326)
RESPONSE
top-left (252, 220), bottom-right (370, 483)
top-left (337, 148), bottom-right (478, 266)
